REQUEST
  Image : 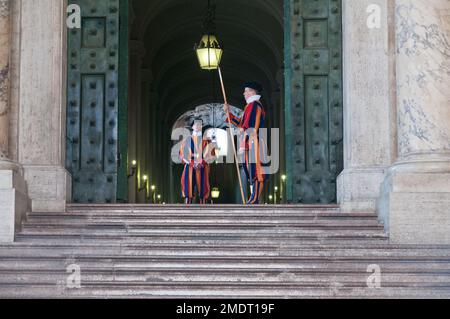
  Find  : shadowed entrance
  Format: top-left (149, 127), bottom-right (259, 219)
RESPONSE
top-left (65, 0), bottom-right (343, 204)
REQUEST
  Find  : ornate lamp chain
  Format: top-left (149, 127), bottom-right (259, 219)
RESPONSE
top-left (202, 0), bottom-right (216, 32)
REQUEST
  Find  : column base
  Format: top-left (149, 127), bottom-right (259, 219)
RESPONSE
top-left (23, 165), bottom-right (72, 212)
top-left (337, 167), bottom-right (388, 212)
top-left (0, 166), bottom-right (30, 243)
top-left (378, 159), bottom-right (450, 244)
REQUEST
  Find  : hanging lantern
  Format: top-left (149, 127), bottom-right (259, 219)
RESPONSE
top-left (195, 34), bottom-right (223, 70)
top-left (194, 0), bottom-right (223, 70)
top-left (211, 187), bottom-right (220, 199)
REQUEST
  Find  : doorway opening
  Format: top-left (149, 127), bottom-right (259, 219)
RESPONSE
top-left (127, 0), bottom-right (285, 204)
top-left (65, 0), bottom-right (343, 205)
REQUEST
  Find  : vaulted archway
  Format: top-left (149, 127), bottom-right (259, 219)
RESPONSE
top-left (127, 0), bottom-right (285, 204)
top-left (65, 0), bottom-right (343, 204)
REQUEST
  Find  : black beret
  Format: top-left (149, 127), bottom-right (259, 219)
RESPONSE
top-left (243, 81), bottom-right (263, 93)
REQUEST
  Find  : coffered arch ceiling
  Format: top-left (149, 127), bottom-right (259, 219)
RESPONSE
top-left (130, 0), bottom-right (284, 127)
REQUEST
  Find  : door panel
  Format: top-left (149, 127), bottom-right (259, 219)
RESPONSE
top-left (285, 0), bottom-right (343, 204)
top-left (66, 0), bottom-right (120, 204)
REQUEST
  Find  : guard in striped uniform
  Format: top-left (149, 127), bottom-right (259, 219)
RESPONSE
top-left (179, 120), bottom-right (216, 204)
top-left (224, 81), bottom-right (267, 204)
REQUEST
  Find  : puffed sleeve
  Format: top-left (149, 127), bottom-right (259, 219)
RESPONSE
top-left (225, 110), bottom-right (242, 127)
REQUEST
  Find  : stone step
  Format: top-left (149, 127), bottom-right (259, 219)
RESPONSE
top-left (4, 241), bottom-right (449, 250)
top-left (1, 256), bottom-right (450, 271)
top-left (16, 234), bottom-right (389, 246)
top-left (14, 235), bottom-right (389, 246)
top-left (2, 266), bottom-right (450, 281)
top-left (62, 206), bottom-right (344, 216)
top-left (23, 219), bottom-right (383, 227)
top-left (29, 209), bottom-right (371, 215)
top-left (1, 283), bottom-right (450, 299)
top-left (20, 225), bottom-right (384, 235)
top-left (18, 226), bottom-right (386, 235)
top-left (55, 206), bottom-right (358, 215)
top-left (27, 212), bottom-right (377, 220)
top-left (2, 271), bottom-right (450, 285)
top-left (61, 211), bottom-right (348, 217)
top-left (65, 204), bottom-right (341, 211)
top-left (1, 265), bottom-right (450, 278)
top-left (2, 245), bottom-right (450, 258)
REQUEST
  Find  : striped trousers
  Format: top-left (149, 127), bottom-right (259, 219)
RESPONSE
top-left (181, 163), bottom-right (211, 204)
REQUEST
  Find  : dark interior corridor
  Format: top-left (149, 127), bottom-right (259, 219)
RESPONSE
top-left (128, 0), bottom-right (285, 204)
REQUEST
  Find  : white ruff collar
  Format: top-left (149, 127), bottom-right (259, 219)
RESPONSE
top-left (246, 95), bottom-right (261, 104)
top-left (192, 131), bottom-right (202, 137)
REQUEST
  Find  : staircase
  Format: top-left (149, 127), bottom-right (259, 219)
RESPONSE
top-left (1, 204), bottom-right (450, 298)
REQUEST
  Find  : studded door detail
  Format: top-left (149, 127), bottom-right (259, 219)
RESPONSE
top-left (285, 0), bottom-right (343, 204)
top-left (66, 0), bottom-right (120, 203)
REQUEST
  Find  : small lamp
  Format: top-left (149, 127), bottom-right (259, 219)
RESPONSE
top-left (151, 185), bottom-right (156, 204)
top-left (280, 175), bottom-right (287, 203)
top-left (211, 187), bottom-right (220, 199)
top-left (127, 160), bottom-right (137, 178)
top-left (195, 35), bottom-right (223, 70)
top-left (139, 175), bottom-right (148, 192)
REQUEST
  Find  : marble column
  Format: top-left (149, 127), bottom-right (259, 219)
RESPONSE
top-left (0, 0), bottom-right (30, 242)
top-left (378, 0), bottom-right (450, 244)
top-left (0, 0), bottom-right (11, 163)
top-left (337, 0), bottom-right (396, 212)
top-left (16, 0), bottom-right (71, 213)
top-left (128, 40), bottom-right (145, 203)
top-left (138, 68), bottom-right (152, 204)
top-left (149, 91), bottom-right (159, 203)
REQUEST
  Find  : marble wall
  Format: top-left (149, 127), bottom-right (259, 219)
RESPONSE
top-left (16, 0), bottom-right (71, 212)
top-left (0, 0), bottom-right (30, 243)
top-left (337, 0), bottom-right (397, 212)
top-left (396, 0), bottom-right (450, 159)
top-left (0, 0), bottom-right (10, 160)
top-left (377, 0), bottom-right (450, 244)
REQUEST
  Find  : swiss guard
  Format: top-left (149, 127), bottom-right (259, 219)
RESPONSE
top-left (179, 119), bottom-right (217, 204)
top-left (224, 81), bottom-right (267, 205)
